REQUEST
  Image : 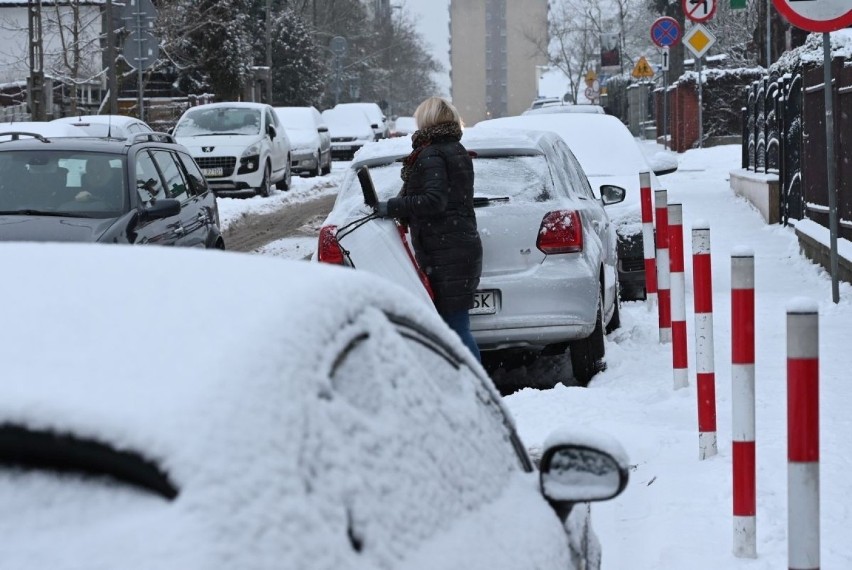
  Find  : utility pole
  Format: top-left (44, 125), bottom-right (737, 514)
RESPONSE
top-left (27, 0), bottom-right (45, 120)
top-left (265, 0), bottom-right (273, 104)
top-left (105, 0), bottom-right (118, 114)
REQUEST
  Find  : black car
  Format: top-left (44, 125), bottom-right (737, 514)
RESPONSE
top-left (0, 132), bottom-right (224, 248)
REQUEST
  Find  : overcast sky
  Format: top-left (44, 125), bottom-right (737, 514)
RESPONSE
top-left (401, 0), bottom-right (451, 96)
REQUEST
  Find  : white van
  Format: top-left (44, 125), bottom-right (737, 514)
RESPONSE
top-left (174, 102), bottom-right (291, 197)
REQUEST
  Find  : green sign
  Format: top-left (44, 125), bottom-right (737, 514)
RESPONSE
top-left (731, 0), bottom-right (746, 9)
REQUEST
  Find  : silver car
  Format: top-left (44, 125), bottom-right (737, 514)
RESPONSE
top-left (317, 128), bottom-right (625, 385)
top-left (274, 106), bottom-right (332, 177)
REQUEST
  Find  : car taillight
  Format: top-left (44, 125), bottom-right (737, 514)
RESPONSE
top-left (317, 225), bottom-right (345, 264)
top-left (537, 210), bottom-right (583, 254)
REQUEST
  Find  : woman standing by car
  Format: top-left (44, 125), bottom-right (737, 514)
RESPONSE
top-left (377, 97), bottom-right (483, 361)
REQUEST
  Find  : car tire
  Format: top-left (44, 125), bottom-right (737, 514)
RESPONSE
top-left (257, 162), bottom-right (272, 197)
top-left (606, 283), bottom-right (621, 334)
top-left (275, 158), bottom-right (291, 191)
top-left (321, 153), bottom-right (332, 175)
top-left (569, 288), bottom-right (606, 387)
top-left (312, 150), bottom-right (322, 177)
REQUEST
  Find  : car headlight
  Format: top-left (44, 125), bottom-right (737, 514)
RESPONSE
top-left (241, 143), bottom-right (261, 158)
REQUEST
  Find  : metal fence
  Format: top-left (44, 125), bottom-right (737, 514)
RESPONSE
top-left (742, 59), bottom-right (852, 237)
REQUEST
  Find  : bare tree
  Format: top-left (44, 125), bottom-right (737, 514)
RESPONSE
top-left (45, 1), bottom-right (103, 114)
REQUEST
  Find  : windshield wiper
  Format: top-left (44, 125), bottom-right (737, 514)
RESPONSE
top-left (189, 132), bottom-right (246, 137)
top-left (473, 196), bottom-right (510, 208)
top-left (0, 209), bottom-right (92, 218)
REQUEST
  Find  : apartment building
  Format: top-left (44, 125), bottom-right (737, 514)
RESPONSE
top-left (449, 0), bottom-right (548, 125)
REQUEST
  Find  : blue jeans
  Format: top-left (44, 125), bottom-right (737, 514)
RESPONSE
top-left (441, 309), bottom-right (481, 362)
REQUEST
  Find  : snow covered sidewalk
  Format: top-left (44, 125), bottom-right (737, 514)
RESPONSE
top-left (506, 145), bottom-right (852, 569)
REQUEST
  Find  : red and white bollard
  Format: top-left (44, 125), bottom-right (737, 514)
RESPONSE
top-left (787, 299), bottom-right (820, 570)
top-left (692, 222), bottom-right (717, 459)
top-left (640, 172), bottom-right (657, 310)
top-left (668, 204), bottom-right (688, 389)
top-left (655, 189), bottom-right (671, 343)
top-left (731, 248), bottom-right (756, 558)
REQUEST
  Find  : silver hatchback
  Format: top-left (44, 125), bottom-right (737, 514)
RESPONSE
top-left (318, 129), bottom-right (625, 385)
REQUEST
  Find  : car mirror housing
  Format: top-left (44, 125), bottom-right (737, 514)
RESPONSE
top-left (599, 185), bottom-right (626, 206)
top-left (143, 198), bottom-right (181, 220)
top-left (317, 126), bottom-right (329, 133)
top-left (267, 125), bottom-right (277, 139)
top-left (539, 430), bottom-right (629, 504)
top-left (648, 152), bottom-right (679, 176)
top-left (371, 123), bottom-right (379, 130)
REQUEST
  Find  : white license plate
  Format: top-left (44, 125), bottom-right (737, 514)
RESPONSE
top-left (202, 167), bottom-right (223, 177)
top-left (470, 290), bottom-right (499, 315)
top-left (336, 146), bottom-right (353, 151)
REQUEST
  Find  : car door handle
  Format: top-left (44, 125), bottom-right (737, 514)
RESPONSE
top-left (197, 211), bottom-right (208, 222)
top-left (171, 224), bottom-right (185, 236)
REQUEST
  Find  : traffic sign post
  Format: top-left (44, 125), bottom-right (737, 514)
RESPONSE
top-left (684, 24), bottom-right (716, 149)
top-left (773, 0), bottom-right (852, 303)
top-left (661, 47), bottom-right (669, 150)
top-left (651, 18), bottom-right (680, 149)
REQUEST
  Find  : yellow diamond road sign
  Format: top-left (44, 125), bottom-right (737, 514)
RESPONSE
top-left (683, 23), bottom-right (716, 59)
top-left (632, 56), bottom-right (655, 79)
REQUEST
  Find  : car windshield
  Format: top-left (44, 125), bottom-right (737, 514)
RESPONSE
top-left (174, 107), bottom-right (262, 137)
top-left (342, 155), bottom-right (552, 205)
top-left (275, 109), bottom-right (314, 130)
top-left (0, 150), bottom-right (126, 218)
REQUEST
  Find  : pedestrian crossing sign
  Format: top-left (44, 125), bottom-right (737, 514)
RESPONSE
top-left (632, 56), bottom-right (655, 79)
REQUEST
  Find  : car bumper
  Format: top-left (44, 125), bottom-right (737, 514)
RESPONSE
top-left (290, 149), bottom-right (318, 172)
top-left (193, 154), bottom-right (265, 191)
top-left (471, 258), bottom-right (598, 350)
top-left (330, 142), bottom-right (365, 160)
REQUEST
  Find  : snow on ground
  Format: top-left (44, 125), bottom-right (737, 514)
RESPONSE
top-left (216, 161), bottom-right (349, 232)
top-left (257, 236), bottom-right (316, 260)
top-left (252, 142), bottom-right (852, 568)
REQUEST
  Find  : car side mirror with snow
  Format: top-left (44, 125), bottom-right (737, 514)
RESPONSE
top-left (371, 123), bottom-right (379, 130)
top-left (599, 185), bottom-right (626, 206)
top-left (267, 125), bottom-right (277, 139)
top-left (648, 152), bottom-right (678, 176)
top-left (318, 126), bottom-right (328, 133)
top-left (538, 429), bottom-right (629, 518)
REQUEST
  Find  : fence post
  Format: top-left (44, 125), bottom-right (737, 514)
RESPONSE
top-left (655, 189), bottom-right (671, 343)
top-left (640, 172), bottom-right (657, 310)
top-left (669, 204), bottom-right (687, 389)
top-left (731, 248), bottom-right (756, 558)
top-left (741, 105), bottom-right (748, 169)
top-left (787, 299), bottom-right (820, 570)
top-left (692, 222), bottom-right (717, 459)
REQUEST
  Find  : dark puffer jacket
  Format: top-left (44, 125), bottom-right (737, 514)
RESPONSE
top-left (386, 139), bottom-right (482, 314)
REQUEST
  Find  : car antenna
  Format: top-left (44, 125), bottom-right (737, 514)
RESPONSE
top-left (107, 113), bottom-right (112, 138)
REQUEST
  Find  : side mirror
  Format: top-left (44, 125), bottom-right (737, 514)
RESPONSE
top-left (267, 125), bottom-right (277, 139)
top-left (540, 438), bottom-right (628, 507)
top-left (317, 126), bottom-right (329, 133)
top-left (370, 123), bottom-right (379, 130)
top-left (648, 152), bottom-right (678, 176)
top-left (142, 198), bottom-right (181, 220)
top-left (599, 184), bottom-right (626, 206)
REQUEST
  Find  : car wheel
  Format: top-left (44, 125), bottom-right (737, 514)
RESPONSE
top-left (257, 162), bottom-right (272, 197)
top-left (321, 153), bottom-right (332, 175)
top-left (606, 283), bottom-right (621, 334)
top-left (312, 150), bottom-right (322, 177)
top-left (569, 287), bottom-right (606, 387)
top-left (275, 159), bottom-right (291, 191)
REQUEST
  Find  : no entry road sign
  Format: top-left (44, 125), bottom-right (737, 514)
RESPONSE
top-left (683, 0), bottom-right (717, 23)
top-left (772, 0), bottom-right (852, 32)
top-left (651, 17), bottom-right (682, 48)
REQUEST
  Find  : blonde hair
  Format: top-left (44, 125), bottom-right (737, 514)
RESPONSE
top-left (414, 97), bottom-right (461, 130)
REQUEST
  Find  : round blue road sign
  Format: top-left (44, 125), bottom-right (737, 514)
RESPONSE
top-left (651, 17), bottom-right (682, 48)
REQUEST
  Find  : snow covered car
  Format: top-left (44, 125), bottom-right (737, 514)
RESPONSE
top-left (0, 243), bottom-right (628, 570)
top-left (322, 107), bottom-right (376, 160)
top-left (522, 104), bottom-right (606, 116)
top-left (334, 102), bottom-right (389, 140)
top-left (174, 102), bottom-right (291, 196)
top-left (52, 114), bottom-right (154, 139)
top-left (390, 115), bottom-right (417, 137)
top-left (274, 106), bottom-right (332, 177)
top-left (477, 114), bottom-right (678, 300)
top-left (0, 121), bottom-right (82, 140)
top-left (316, 128), bottom-right (626, 386)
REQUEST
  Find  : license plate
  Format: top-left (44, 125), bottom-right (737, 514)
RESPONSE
top-left (336, 146), bottom-right (353, 151)
top-left (202, 167), bottom-right (223, 177)
top-left (470, 290), bottom-right (499, 315)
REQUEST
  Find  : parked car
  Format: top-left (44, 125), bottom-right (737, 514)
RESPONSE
top-left (52, 114), bottom-right (154, 139)
top-left (321, 107), bottom-right (376, 161)
top-left (522, 104), bottom-right (606, 116)
top-left (529, 96), bottom-right (563, 110)
top-left (0, 132), bottom-right (223, 248)
top-left (317, 128), bottom-right (626, 386)
top-left (389, 115), bottom-right (417, 137)
top-left (274, 106), bottom-right (331, 177)
top-left (173, 102), bottom-right (291, 196)
top-left (477, 113), bottom-right (678, 300)
top-left (334, 102), bottom-right (389, 140)
top-left (0, 243), bottom-right (629, 570)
